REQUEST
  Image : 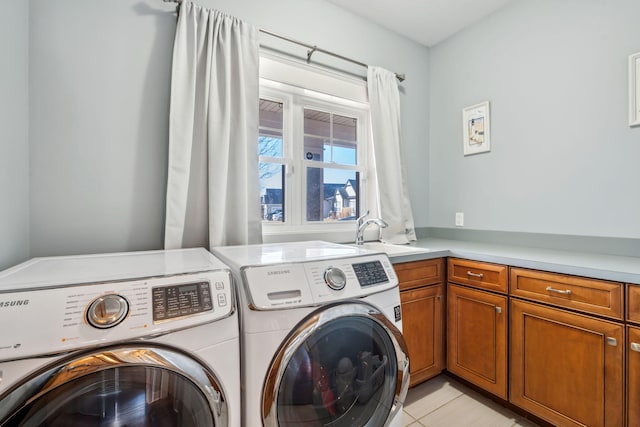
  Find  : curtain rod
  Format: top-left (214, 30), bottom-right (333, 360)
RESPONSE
top-left (162, 0), bottom-right (406, 82)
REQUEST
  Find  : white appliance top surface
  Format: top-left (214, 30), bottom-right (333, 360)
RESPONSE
top-left (0, 248), bottom-right (228, 291)
top-left (213, 241), bottom-right (379, 268)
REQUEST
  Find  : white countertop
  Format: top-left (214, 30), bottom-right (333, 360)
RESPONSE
top-left (387, 238), bottom-right (640, 284)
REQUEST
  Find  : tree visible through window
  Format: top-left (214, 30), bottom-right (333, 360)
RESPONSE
top-left (259, 99), bottom-right (285, 222)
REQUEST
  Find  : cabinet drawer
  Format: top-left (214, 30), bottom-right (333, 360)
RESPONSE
top-left (629, 284), bottom-right (640, 324)
top-left (447, 258), bottom-right (508, 294)
top-left (510, 267), bottom-right (623, 320)
top-left (395, 258), bottom-right (444, 291)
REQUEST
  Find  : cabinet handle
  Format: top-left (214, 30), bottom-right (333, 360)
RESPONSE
top-left (631, 342), bottom-right (640, 352)
top-left (495, 306), bottom-right (502, 314)
top-left (466, 271), bottom-right (484, 279)
top-left (545, 286), bottom-right (572, 295)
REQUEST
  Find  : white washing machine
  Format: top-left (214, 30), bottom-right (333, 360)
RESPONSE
top-left (213, 241), bottom-right (410, 427)
top-left (0, 248), bottom-right (240, 427)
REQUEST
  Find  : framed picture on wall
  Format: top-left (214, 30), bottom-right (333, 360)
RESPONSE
top-left (630, 52), bottom-right (640, 127)
top-left (462, 101), bottom-right (491, 155)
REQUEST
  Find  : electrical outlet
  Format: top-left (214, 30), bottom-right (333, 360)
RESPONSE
top-left (455, 212), bottom-right (464, 227)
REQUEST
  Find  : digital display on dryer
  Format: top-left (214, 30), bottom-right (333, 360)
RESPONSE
top-left (352, 261), bottom-right (389, 287)
top-left (152, 281), bottom-right (213, 322)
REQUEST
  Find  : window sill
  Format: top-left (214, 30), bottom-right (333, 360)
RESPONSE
top-left (261, 223), bottom-right (381, 245)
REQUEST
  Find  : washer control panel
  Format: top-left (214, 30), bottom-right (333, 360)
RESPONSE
top-left (0, 269), bottom-right (232, 361)
top-left (351, 260), bottom-right (389, 287)
top-left (243, 253), bottom-right (397, 310)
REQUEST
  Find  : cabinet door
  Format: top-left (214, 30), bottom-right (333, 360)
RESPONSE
top-left (400, 284), bottom-right (443, 387)
top-left (629, 326), bottom-right (640, 427)
top-left (447, 284), bottom-right (507, 399)
top-left (510, 299), bottom-right (623, 427)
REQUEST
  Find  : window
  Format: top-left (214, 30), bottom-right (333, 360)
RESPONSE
top-left (258, 99), bottom-right (285, 222)
top-left (258, 67), bottom-right (371, 239)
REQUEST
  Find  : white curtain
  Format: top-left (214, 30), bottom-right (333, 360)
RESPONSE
top-left (164, 1), bottom-right (262, 249)
top-left (368, 66), bottom-right (417, 244)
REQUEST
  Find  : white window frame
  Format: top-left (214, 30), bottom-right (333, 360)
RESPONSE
top-left (259, 54), bottom-right (377, 243)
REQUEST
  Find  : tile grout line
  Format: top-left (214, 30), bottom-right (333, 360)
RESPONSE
top-left (402, 409), bottom-right (417, 426)
top-left (409, 391), bottom-right (467, 422)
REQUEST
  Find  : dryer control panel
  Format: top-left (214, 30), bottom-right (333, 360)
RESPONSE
top-left (242, 253), bottom-right (398, 310)
top-left (0, 269), bottom-right (233, 361)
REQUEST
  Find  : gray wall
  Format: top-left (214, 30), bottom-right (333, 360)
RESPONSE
top-left (24, 0), bottom-right (430, 259)
top-left (29, 0), bottom-right (176, 257)
top-left (429, 0), bottom-right (640, 238)
top-left (0, 0), bottom-right (30, 270)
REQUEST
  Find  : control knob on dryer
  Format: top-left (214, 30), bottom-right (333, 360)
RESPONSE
top-left (324, 267), bottom-right (347, 291)
top-left (86, 294), bottom-right (129, 329)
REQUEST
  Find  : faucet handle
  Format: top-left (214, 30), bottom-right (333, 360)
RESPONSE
top-left (356, 210), bottom-right (370, 226)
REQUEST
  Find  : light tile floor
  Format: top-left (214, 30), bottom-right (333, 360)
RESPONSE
top-left (402, 375), bottom-right (539, 427)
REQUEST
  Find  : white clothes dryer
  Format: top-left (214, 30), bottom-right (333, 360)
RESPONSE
top-left (0, 248), bottom-right (240, 427)
top-left (213, 241), bottom-right (409, 427)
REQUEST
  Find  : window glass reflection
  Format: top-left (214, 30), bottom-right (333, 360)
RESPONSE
top-left (5, 366), bottom-right (214, 427)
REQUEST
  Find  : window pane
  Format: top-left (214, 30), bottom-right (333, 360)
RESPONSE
top-left (260, 99), bottom-right (283, 158)
top-left (331, 143), bottom-right (356, 166)
top-left (304, 110), bottom-right (357, 165)
top-left (333, 114), bottom-right (357, 141)
top-left (333, 114), bottom-right (357, 165)
top-left (306, 167), bottom-right (359, 222)
top-left (304, 109), bottom-right (330, 137)
top-left (259, 135), bottom-right (283, 158)
top-left (260, 162), bottom-right (284, 222)
top-left (303, 136), bottom-right (325, 162)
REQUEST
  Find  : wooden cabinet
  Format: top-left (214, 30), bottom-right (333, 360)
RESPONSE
top-left (447, 283), bottom-right (508, 399)
top-left (401, 284), bottom-right (444, 386)
top-left (510, 299), bottom-right (624, 427)
top-left (396, 259), bottom-right (444, 387)
top-left (628, 285), bottom-right (640, 427)
top-left (448, 258), bottom-right (508, 293)
top-left (628, 326), bottom-right (640, 427)
top-left (511, 267), bottom-right (623, 320)
top-left (628, 284), bottom-right (640, 324)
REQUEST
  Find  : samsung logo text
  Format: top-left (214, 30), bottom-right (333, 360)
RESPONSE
top-left (267, 270), bottom-right (291, 276)
top-left (0, 300), bottom-right (30, 308)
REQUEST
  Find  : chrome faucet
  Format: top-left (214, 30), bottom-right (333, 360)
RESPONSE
top-left (355, 211), bottom-right (388, 245)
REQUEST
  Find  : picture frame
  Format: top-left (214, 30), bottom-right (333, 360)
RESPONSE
top-left (629, 52), bottom-right (640, 127)
top-left (462, 101), bottom-right (491, 155)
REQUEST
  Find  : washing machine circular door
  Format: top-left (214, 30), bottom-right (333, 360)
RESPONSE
top-left (0, 344), bottom-right (228, 427)
top-left (262, 300), bottom-right (410, 427)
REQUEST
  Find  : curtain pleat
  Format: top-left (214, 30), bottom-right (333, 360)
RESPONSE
top-left (165, 1), bottom-right (262, 249)
top-left (368, 66), bottom-right (417, 244)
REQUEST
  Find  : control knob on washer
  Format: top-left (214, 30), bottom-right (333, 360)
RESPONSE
top-left (87, 294), bottom-right (129, 329)
top-left (324, 267), bottom-right (347, 291)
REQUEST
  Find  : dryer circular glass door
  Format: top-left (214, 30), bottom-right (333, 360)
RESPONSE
top-left (0, 344), bottom-right (228, 427)
top-left (262, 301), bottom-right (410, 427)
